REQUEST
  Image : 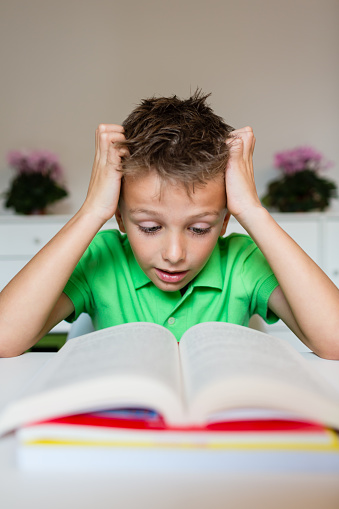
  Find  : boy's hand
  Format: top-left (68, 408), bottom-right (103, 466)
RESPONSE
top-left (82, 124), bottom-right (128, 224)
top-left (225, 127), bottom-right (262, 224)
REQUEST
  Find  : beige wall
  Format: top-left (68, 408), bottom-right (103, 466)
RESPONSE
top-left (0, 0), bottom-right (338, 214)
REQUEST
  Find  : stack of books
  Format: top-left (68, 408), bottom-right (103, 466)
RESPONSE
top-left (16, 408), bottom-right (339, 472)
top-left (0, 322), bottom-right (338, 471)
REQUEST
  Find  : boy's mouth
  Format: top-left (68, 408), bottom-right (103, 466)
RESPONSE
top-left (155, 268), bottom-right (189, 283)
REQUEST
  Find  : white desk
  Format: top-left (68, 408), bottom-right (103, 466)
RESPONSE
top-left (1, 352), bottom-right (339, 509)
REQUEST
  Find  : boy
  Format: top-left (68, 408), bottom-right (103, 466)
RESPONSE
top-left (1, 91), bottom-right (339, 358)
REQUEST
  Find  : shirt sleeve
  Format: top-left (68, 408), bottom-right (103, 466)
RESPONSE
top-left (63, 246), bottom-right (97, 323)
top-left (240, 242), bottom-right (280, 324)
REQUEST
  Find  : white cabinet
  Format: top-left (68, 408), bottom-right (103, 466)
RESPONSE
top-left (228, 214), bottom-right (322, 265)
top-left (0, 216), bottom-right (72, 333)
top-left (0, 213), bottom-right (338, 346)
top-left (0, 216), bottom-right (115, 333)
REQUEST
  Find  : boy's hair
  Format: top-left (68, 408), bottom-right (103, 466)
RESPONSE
top-left (120, 90), bottom-right (234, 187)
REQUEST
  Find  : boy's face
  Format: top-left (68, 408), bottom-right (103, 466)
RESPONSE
top-left (116, 171), bottom-right (229, 292)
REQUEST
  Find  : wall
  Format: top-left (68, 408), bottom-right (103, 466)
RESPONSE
top-left (0, 0), bottom-right (338, 214)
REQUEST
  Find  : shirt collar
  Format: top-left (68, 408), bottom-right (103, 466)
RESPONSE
top-left (190, 240), bottom-right (223, 290)
top-left (127, 238), bottom-right (223, 291)
top-left (127, 245), bottom-right (152, 290)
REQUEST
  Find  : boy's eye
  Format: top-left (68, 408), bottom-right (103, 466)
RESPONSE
top-left (138, 225), bottom-right (162, 235)
top-left (190, 227), bottom-right (212, 236)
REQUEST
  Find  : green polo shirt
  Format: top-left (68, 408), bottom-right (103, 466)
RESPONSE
top-left (63, 229), bottom-right (279, 341)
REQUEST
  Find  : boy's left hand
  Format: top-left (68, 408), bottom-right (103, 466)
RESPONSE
top-left (225, 127), bottom-right (263, 224)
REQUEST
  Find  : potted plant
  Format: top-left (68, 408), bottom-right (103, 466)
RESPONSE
top-left (262, 146), bottom-right (337, 212)
top-left (3, 150), bottom-right (68, 214)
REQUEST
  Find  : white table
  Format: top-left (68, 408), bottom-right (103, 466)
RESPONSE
top-left (1, 352), bottom-right (339, 509)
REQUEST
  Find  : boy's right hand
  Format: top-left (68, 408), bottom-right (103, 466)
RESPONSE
top-left (82, 124), bottom-right (128, 224)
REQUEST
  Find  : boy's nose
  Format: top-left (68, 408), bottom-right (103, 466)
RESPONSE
top-left (162, 234), bottom-right (186, 265)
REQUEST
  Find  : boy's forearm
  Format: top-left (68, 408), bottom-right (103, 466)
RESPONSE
top-left (0, 208), bottom-right (105, 356)
top-left (0, 124), bottom-right (126, 357)
top-left (225, 127), bottom-right (339, 357)
top-left (237, 206), bottom-right (339, 358)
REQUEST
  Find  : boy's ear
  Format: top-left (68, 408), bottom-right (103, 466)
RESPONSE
top-left (220, 211), bottom-right (231, 237)
top-left (115, 206), bottom-right (126, 233)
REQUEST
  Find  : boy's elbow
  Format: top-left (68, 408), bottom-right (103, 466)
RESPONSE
top-left (0, 342), bottom-right (25, 358)
top-left (0, 329), bottom-right (32, 358)
top-left (313, 348), bottom-right (339, 361)
top-left (311, 335), bottom-right (339, 360)
top-left (0, 350), bottom-right (22, 358)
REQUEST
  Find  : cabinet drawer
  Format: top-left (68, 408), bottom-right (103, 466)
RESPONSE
top-left (0, 223), bottom-right (64, 256)
top-left (228, 217), bottom-right (321, 264)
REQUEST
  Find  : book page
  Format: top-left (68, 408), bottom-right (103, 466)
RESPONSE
top-left (0, 323), bottom-right (184, 434)
top-left (36, 323), bottom-right (180, 393)
top-left (179, 322), bottom-right (339, 427)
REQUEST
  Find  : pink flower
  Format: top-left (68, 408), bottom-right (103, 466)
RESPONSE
top-left (274, 146), bottom-right (333, 175)
top-left (6, 149), bottom-right (64, 180)
top-left (7, 150), bottom-right (28, 168)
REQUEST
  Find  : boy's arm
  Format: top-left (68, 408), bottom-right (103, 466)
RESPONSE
top-left (225, 127), bottom-right (339, 359)
top-left (0, 124), bottom-right (127, 357)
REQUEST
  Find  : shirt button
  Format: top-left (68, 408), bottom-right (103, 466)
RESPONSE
top-left (168, 317), bottom-right (176, 325)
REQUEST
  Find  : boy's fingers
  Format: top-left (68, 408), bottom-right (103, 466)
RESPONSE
top-left (251, 134), bottom-right (256, 155)
top-left (226, 135), bottom-right (243, 149)
top-left (95, 125), bottom-right (125, 163)
top-left (96, 127), bottom-right (125, 149)
top-left (226, 137), bottom-right (244, 160)
top-left (98, 131), bottom-right (126, 164)
top-left (230, 126), bottom-right (253, 134)
top-left (117, 147), bottom-right (130, 158)
top-left (97, 124), bottom-right (124, 133)
top-left (227, 126), bottom-right (255, 160)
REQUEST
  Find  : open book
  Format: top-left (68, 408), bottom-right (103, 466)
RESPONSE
top-left (1, 321), bottom-right (339, 436)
